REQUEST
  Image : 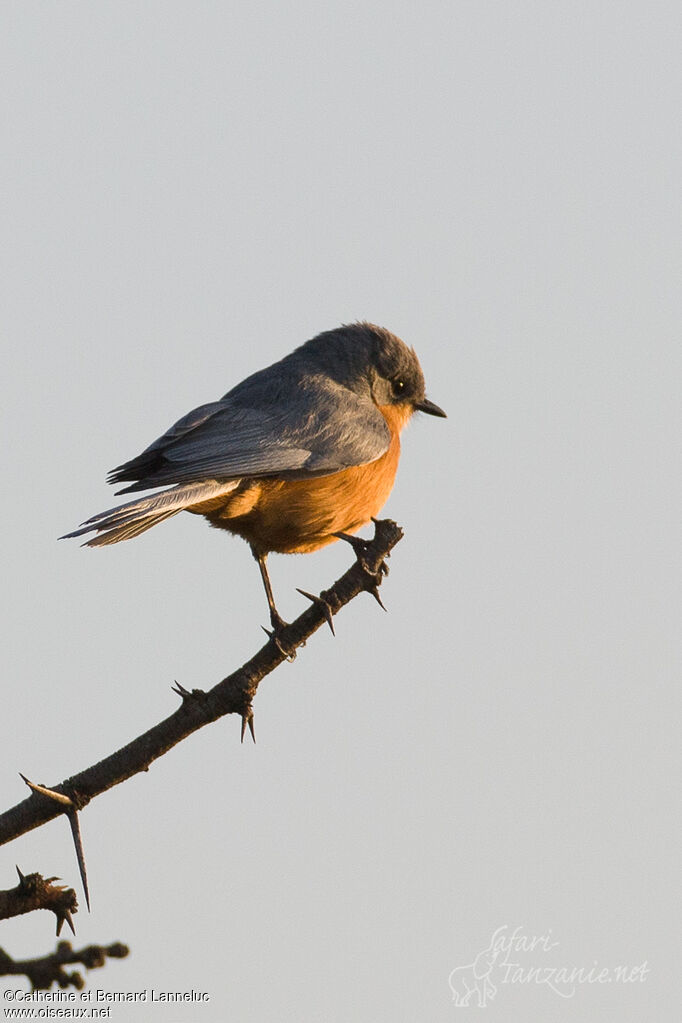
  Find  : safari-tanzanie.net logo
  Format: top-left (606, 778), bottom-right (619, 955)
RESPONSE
top-left (448, 925), bottom-right (649, 1007)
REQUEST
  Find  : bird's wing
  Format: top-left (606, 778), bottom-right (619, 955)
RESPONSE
top-left (109, 377), bottom-right (391, 492)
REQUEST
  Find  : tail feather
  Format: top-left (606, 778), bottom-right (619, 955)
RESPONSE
top-left (61, 480), bottom-right (240, 547)
top-left (82, 509), bottom-right (181, 547)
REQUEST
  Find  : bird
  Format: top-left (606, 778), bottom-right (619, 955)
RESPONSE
top-left (63, 321), bottom-right (446, 637)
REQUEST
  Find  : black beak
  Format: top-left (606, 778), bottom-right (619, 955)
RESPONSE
top-left (414, 397), bottom-right (447, 418)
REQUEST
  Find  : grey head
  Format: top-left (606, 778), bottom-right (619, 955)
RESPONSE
top-left (230, 321), bottom-right (446, 418)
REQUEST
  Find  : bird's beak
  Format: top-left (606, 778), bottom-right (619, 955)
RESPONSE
top-left (414, 397), bottom-right (447, 418)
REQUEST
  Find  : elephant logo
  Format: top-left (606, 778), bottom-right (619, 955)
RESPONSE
top-left (448, 926), bottom-right (508, 1007)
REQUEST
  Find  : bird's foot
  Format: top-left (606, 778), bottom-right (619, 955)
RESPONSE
top-left (333, 526), bottom-right (390, 611)
top-left (333, 529), bottom-right (390, 579)
top-left (335, 527), bottom-right (391, 574)
top-left (296, 588), bottom-right (336, 635)
top-left (261, 610), bottom-right (297, 661)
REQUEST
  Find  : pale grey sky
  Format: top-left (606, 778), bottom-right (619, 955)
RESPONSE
top-left (2, 2), bottom-right (680, 1021)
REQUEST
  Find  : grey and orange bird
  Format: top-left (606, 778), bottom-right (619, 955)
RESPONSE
top-left (63, 322), bottom-right (446, 635)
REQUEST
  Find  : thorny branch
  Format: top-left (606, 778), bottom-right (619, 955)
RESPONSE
top-left (0, 869), bottom-right (77, 936)
top-left (0, 938), bottom-right (128, 990)
top-left (0, 519), bottom-right (404, 850)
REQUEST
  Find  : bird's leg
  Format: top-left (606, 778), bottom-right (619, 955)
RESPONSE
top-left (252, 548), bottom-right (296, 659)
top-left (254, 550), bottom-right (287, 630)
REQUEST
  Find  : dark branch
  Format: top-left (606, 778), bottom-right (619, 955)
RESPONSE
top-left (0, 869), bottom-right (77, 936)
top-left (0, 519), bottom-right (403, 848)
top-left (0, 938), bottom-right (128, 990)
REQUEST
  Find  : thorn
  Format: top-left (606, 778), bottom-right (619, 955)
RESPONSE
top-left (367, 583), bottom-right (387, 612)
top-left (171, 681), bottom-right (191, 699)
top-left (15, 865), bottom-right (25, 887)
top-left (172, 681), bottom-right (207, 703)
top-left (20, 776), bottom-right (90, 912)
top-left (67, 810), bottom-right (91, 912)
top-left (56, 909), bottom-right (76, 937)
top-left (296, 589), bottom-right (336, 635)
top-left (332, 530), bottom-right (368, 556)
top-left (20, 774), bottom-right (74, 808)
top-left (240, 706), bottom-right (256, 744)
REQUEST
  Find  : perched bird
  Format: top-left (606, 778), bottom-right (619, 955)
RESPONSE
top-left (63, 322), bottom-right (445, 634)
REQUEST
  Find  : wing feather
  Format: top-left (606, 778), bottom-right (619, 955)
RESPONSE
top-left (110, 376), bottom-right (390, 493)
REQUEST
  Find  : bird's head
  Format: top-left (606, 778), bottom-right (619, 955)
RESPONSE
top-left (301, 321), bottom-right (446, 421)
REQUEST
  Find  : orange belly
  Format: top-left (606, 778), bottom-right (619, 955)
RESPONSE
top-left (190, 402), bottom-right (409, 555)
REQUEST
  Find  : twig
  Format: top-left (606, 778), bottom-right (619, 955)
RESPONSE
top-left (0, 868), bottom-right (77, 936)
top-left (0, 519), bottom-right (403, 849)
top-left (0, 939), bottom-right (128, 990)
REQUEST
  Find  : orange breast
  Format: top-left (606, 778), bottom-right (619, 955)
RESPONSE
top-left (196, 401), bottom-right (412, 555)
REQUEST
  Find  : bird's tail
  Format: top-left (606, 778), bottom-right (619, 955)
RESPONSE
top-left (61, 479), bottom-right (240, 547)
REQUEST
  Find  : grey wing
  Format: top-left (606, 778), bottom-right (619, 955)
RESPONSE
top-left (109, 378), bottom-right (390, 493)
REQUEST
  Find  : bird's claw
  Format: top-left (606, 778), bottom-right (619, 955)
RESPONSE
top-left (333, 530), bottom-right (390, 606)
top-left (261, 618), bottom-right (297, 661)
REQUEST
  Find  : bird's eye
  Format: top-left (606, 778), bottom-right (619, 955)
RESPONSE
top-left (392, 379), bottom-right (406, 397)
